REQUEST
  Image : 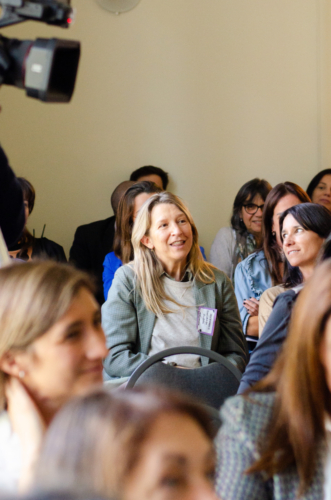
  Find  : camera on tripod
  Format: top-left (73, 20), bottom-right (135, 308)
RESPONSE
top-left (0, 0), bottom-right (80, 102)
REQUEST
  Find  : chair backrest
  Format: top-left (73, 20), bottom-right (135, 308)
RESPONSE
top-left (126, 346), bottom-right (242, 411)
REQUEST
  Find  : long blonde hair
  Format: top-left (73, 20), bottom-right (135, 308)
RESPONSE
top-left (0, 261), bottom-right (94, 410)
top-left (131, 192), bottom-right (216, 316)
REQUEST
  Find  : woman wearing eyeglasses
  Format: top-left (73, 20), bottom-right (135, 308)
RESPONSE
top-left (234, 182), bottom-right (310, 338)
top-left (210, 179), bottom-right (272, 281)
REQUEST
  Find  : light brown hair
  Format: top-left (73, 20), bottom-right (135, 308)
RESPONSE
top-left (248, 259), bottom-right (331, 494)
top-left (33, 387), bottom-right (215, 498)
top-left (0, 261), bottom-right (94, 410)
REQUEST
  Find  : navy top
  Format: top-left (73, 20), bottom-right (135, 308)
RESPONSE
top-left (237, 288), bottom-right (299, 394)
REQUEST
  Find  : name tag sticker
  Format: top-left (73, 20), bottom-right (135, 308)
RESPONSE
top-left (197, 307), bottom-right (217, 336)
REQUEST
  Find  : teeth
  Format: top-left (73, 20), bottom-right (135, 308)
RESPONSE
top-left (171, 241), bottom-right (184, 246)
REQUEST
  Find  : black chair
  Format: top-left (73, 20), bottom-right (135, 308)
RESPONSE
top-left (126, 346), bottom-right (242, 426)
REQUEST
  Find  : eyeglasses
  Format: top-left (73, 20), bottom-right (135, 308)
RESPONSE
top-left (242, 203), bottom-right (264, 215)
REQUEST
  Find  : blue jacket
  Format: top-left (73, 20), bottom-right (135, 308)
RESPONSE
top-left (234, 250), bottom-right (272, 334)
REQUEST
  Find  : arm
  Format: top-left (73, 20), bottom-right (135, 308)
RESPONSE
top-left (215, 397), bottom-right (272, 500)
top-left (69, 226), bottom-right (90, 271)
top-left (0, 146), bottom-right (24, 246)
top-left (103, 252), bottom-right (122, 300)
top-left (234, 262), bottom-right (254, 335)
top-left (209, 227), bottom-right (235, 277)
top-left (237, 292), bottom-right (295, 394)
top-left (102, 268), bottom-right (150, 378)
top-left (215, 273), bottom-right (249, 373)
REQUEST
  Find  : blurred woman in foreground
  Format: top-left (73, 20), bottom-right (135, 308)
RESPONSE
top-left (33, 388), bottom-right (218, 500)
top-left (216, 259), bottom-right (331, 499)
top-left (0, 261), bottom-right (107, 493)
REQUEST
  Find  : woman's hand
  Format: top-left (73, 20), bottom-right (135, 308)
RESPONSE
top-left (243, 298), bottom-right (259, 317)
top-left (5, 377), bottom-right (46, 491)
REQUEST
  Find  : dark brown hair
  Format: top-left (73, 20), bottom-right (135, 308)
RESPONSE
top-left (262, 182), bottom-right (310, 284)
top-left (113, 181), bottom-right (162, 263)
top-left (15, 177), bottom-right (36, 257)
top-left (33, 387), bottom-right (215, 498)
top-left (247, 260), bottom-right (331, 494)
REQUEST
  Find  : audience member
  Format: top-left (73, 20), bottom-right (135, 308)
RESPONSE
top-left (238, 203), bottom-right (331, 393)
top-left (102, 192), bottom-right (248, 381)
top-left (69, 181), bottom-right (134, 305)
top-left (306, 168), bottom-right (331, 212)
top-left (235, 182), bottom-right (310, 337)
top-left (130, 165), bottom-right (169, 190)
top-left (7, 178), bottom-right (66, 262)
top-left (0, 146), bottom-right (24, 247)
top-left (210, 178), bottom-right (272, 281)
top-left (0, 262), bottom-right (107, 493)
top-left (33, 388), bottom-right (217, 500)
top-left (103, 181), bottom-right (162, 299)
top-left (215, 259), bottom-right (331, 499)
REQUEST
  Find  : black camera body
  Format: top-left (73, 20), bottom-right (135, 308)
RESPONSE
top-left (0, 0), bottom-right (80, 102)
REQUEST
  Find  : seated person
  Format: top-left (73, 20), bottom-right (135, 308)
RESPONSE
top-left (103, 182), bottom-right (207, 299)
top-left (237, 203), bottom-right (331, 393)
top-left (102, 192), bottom-right (248, 380)
top-left (0, 261), bottom-right (107, 493)
top-left (103, 181), bottom-right (162, 299)
top-left (306, 168), bottom-right (331, 212)
top-left (33, 387), bottom-right (217, 500)
top-left (69, 180), bottom-right (134, 305)
top-left (130, 165), bottom-right (169, 190)
top-left (215, 258), bottom-right (331, 499)
top-left (210, 178), bottom-right (271, 281)
top-left (234, 182), bottom-right (310, 338)
top-left (8, 177), bottom-right (66, 262)
top-left (0, 146), bottom-right (25, 248)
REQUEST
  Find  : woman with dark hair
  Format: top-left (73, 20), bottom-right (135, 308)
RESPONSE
top-left (306, 168), bottom-right (331, 212)
top-left (216, 258), bottom-right (331, 499)
top-left (32, 388), bottom-right (218, 500)
top-left (8, 177), bottom-right (67, 262)
top-left (102, 181), bottom-right (162, 299)
top-left (238, 203), bottom-right (331, 393)
top-left (210, 178), bottom-right (272, 281)
top-left (234, 182), bottom-right (310, 338)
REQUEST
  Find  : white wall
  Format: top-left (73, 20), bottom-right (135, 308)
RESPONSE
top-left (0, 0), bottom-right (323, 257)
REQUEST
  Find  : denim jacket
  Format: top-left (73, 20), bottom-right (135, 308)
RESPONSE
top-left (234, 250), bottom-right (272, 334)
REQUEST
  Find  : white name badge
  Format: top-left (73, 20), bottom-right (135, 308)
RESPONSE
top-left (197, 307), bottom-right (217, 336)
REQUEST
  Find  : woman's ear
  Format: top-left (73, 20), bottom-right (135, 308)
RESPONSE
top-left (0, 352), bottom-right (22, 378)
top-left (141, 235), bottom-right (154, 249)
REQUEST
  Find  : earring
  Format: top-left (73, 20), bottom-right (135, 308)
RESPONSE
top-left (240, 218), bottom-right (243, 222)
top-left (272, 231), bottom-right (276, 237)
top-left (18, 370), bottom-right (25, 379)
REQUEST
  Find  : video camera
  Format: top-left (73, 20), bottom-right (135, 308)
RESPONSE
top-left (0, 0), bottom-right (80, 102)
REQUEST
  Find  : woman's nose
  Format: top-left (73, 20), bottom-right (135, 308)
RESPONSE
top-left (86, 328), bottom-right (108, 360)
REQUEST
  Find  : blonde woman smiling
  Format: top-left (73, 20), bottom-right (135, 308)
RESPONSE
top-left (102, 192), bottom-right (248, 380)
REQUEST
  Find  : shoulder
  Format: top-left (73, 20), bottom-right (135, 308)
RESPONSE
top-left (104, 251), bottom-right (122, 266)
top-left (238, 250), bottom-right (266, 271)
top-left (35, 237), bottom-right (63, 252)
top-left (112, 263), bottom-right (136, 287)
top-left (219, 392), bottom-right (276, 442)
top-left (75, 216), bottom-right (115, 236)
top-left (213, 226), bottom-right (235, 241)
top-left (273, 288), bottom-right (300, 308)
top-left (260, 285), bottom-right (285, 307)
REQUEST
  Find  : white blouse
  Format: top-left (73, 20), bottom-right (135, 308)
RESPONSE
top-left (0, 411), bottom-right (21, 494)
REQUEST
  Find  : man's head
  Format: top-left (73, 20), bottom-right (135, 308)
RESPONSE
top-left (130, 166), bottom-right (169, 190)
top-left (110, 181), bottom-right (135, 215)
